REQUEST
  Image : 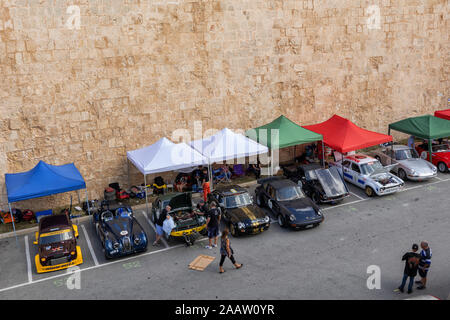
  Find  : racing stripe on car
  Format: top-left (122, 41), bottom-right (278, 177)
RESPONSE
top-left (241, 207), bottom-right (257, 220)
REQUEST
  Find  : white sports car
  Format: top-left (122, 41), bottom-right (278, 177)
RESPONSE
top-left (331, 154), bottom-right (405, 197)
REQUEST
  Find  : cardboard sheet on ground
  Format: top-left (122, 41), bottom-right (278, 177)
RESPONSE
top-left (189, 255), bottom-right (215, 271)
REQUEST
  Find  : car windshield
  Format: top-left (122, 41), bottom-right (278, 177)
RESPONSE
top-left (431, 144), bottom-right (449, 153)
top-left (225, 193), bottom-right (252, 208)
top-left (395, 149), bottom-right (419, 160)
top-left (360, 161), bottom-right (384, 175)
top-left (277, 186), bottom-right (305, 201)
top-left (39, 229), bottom-right (73, 245)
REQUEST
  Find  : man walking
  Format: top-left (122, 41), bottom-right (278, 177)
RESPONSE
top-left (416, 241), bottom-right (432, 290)
top-left (397, 244), bottom-right (421, 294)
top-left (205, 201), bottom-right (221, 249)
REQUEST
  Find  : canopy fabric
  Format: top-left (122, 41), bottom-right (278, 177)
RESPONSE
top-left (434, 109), bottom-right (450, 121)
top-left (5, 161), bottom-right (86, 203)
top-left (303, 115), bottom-right (393, 153)
top-left (127, 137), bottom-right (208, 175)
top-left (388, 115), bottom-right (450, 140)
top-left (245, 115), bottom-right (323, 149)
top-left (189, 128), bottom-right (268, 163)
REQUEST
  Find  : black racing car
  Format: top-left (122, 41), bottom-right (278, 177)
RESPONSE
top-left (284, 164), bottom-right (350, 204)
top-left (207, 185), bottom-right (270, 237)
top-left (255, 177), bottom-right (324, 229)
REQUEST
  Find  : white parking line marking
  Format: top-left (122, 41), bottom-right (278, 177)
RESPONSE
top-left (321, 199), bottom-right (367, 211)
top-left (81, 225), bottom-right (99, 266)
top-left (1, 177), bottom-right (449, 294)
top-left (24, 236), bottom-right (32, 283)
top-left (142, 211), bottom-right (169, 248)
top-left (349, 192), bottom-right (365, 200)
top-left (0, 244), bottom-right (184, 294)
top-left (433, 176), bottom-right (443, 181)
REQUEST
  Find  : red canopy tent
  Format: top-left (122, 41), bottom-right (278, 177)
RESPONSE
top-left (303, 115), bottom-right (392, 153)
top-left (434, 109), bottom-right (450, 121)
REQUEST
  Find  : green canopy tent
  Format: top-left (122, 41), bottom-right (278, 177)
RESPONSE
top-left (388, 115), bottom-right (450, 162)
top-left (246, 115), bottom-right (324, 174)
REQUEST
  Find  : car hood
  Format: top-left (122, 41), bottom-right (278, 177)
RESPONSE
top-left (398, 158), bottom-right (435, 172)
top-left (39, 240), bottom-right (75, 258)
top-left (104, 216), bottom-right (134, 240)
top-left (280, 197), bottom-right (318, 214)
top-left (227, 205), bottom-right (267, 223)
top-left (315, 167), bottom-right (349, 197)
top-left (168, 193), bottom-right (193, 211)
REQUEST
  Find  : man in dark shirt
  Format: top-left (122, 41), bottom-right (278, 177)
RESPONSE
top-left (205, 202), bottom-right (221, 249)
top-left (397, 243), bottom-right (420, 294)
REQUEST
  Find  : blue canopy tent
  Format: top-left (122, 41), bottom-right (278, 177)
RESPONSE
top-left (5, 160), bottom-right (90, 240)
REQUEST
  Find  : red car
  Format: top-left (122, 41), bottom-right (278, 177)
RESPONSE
top-left (415, 142), bottom-right (450, 173)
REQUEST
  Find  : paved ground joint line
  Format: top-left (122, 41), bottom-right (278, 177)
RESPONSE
top-left (349, 191), bottom-right (365, 200)
top-left (81, 224), bottom-right (99, 266)
top-left (142, 211), bottom-right (169, 248)
top-left (24, 235), bottom-right (32, 283)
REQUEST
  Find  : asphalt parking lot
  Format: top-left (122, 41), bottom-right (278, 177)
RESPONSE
top-left (0, 172), bottom-right (449, 300)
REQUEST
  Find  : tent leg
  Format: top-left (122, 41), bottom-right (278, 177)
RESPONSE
top-left (208, 161), bottom-right (213, 192)
top-left (321, 140), bottom-right (325, 168)
top-left (127, 159), bottom-right (130, 188)
top-left (428, 139), bottom-right (432, 163)
top-left (8, 203), bottom-right (18, 246)
top-left (144, 174), bottom-right (149, 214)
top-left (85, 189), bottom-right (91, 215)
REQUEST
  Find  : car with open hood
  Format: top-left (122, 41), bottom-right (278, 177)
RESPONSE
top-left (207, 185), bottom-right (270, 237)
top-left (287, 164), bottom-right (350, 204)
top-left (369, 144), bottom-right (437, 181)
top-left (330, 154), bottom-right (405, 197)
top-left (93, 202), bottom-right (148, 259)
top-left (415, 142), bottom-right (450, 173)
top-left (152, 192), bottom-right (207, 245)
top-left (255, 177), bottom-right (324, 230)
top-left (33, 214), bottom-right (83, 273)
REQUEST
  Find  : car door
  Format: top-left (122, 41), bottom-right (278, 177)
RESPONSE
top-left (341, 160), bottom-right (353, 183)
top-left (351, 163), bottom-right (365, 188)
top-left (266, 184), bottom-right (276, 211)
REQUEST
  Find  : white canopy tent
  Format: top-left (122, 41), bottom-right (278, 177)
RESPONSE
top-left (127, 137), bottom-right (208, 212)
top-left (189, 128), bottom-right (269, 189)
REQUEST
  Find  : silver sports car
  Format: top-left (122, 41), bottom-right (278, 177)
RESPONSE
top-left (369, 144), bottom-right (437, 181)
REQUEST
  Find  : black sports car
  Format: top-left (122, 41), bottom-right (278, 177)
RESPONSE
top-left (207, 185), bottom-right (270, 237)
top-left (255, 177), bottom-right (324, 229)
top-left (284, 164), bottom-right (350, 204)
top-left (93, 201), bottom-right (148, 259)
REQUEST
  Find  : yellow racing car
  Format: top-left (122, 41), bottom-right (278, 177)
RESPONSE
top-left (33, 214), bottom-right (83, 273)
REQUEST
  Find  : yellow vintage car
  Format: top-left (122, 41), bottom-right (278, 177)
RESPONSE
top-left (34, 214), bottom-right (83, 273)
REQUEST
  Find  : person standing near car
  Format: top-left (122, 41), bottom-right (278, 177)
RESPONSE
top-left (201, 167), bottom-right (210, 202)
top-left (205, 202), bottom-right (221, 249)
top-left (153, 205), bottom-right (171, 246)
top-left (219, 228), bottom-right (243, 273)
top-left (416, 241), bottom-right (432, 290)
top-left (397, 243), bottom-right (421, 294)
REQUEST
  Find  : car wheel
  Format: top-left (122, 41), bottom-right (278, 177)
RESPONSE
top-left (277, 214), bottom-right (286, 228)
top-left (398, 169), bottom-right (407, 180)
top-left (365, 186), bottom-right (375, 197)
top-left (230, 223), bottom-right (238, 237)
top-left (437, 162), bottom-right (448, 173)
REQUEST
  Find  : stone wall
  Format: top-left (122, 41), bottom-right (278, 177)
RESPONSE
top-left (0, 0), bottom-right (448, 210)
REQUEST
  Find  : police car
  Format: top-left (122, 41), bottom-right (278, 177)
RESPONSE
top-left (331, 154), bottom-right (405, 197)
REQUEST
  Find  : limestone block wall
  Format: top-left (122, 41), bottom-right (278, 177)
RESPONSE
top-left (0, 0), bottom-right (448, 210)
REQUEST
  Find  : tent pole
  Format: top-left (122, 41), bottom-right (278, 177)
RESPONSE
top-left (208, 161), bottom-right (213, 192)
top-left (8, 203), bottom-right (18, 246)
top-left (85, 189), bottom-right (91, 215)
top-left (321, 140), bottom-right (325, 168)
top-left (144, 174), bottom-right (148, 214)
top-left (428, 139), bottom-right (432, 163)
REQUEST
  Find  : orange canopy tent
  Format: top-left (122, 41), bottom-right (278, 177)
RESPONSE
top-left (303, 115), bottom-right (393, 153)
top-left (434, 109), bottom-right (450, 121)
